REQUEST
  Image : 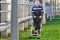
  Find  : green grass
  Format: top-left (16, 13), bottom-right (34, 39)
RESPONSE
top-left (19, 16), bottom-right (60, 40)
top-left (0, 16), bottom-right (60, 40)
top-left (41, 20), bottom-right (60, 40)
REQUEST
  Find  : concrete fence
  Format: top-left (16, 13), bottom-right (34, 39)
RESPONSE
top-left (18, 0), bottom-right (33, 30)
top-left (0, 16), bottom-right (32, 38)
top-left (0, 0), bottom-right (33, 38)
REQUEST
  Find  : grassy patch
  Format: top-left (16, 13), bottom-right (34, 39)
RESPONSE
top-left (19, 16), bottom-right (60, 40)
top-left (0, 16), bottom-right (60, 40)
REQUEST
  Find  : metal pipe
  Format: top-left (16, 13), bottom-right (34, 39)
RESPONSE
top-left (11, 0), bottom-right (18, 40)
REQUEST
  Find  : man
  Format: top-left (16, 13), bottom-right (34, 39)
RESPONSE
top-left (32, 0), bottom-right (43, 34)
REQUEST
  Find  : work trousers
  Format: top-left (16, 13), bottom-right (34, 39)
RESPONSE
top-left (33, 17), bottom-right (42, 30)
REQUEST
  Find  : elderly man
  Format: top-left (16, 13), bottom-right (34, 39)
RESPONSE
top-left (32, 0), bottom-right (43, 35)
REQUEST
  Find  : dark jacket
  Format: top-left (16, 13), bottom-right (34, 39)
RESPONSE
top-left (32, 5), bottom-right (43, 17)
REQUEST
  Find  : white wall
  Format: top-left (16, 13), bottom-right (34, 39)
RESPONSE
top-left (7, 0), bottom-right (11, 21)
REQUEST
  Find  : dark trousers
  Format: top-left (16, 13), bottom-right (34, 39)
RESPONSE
top-left (33, 17), bottom-right (42, 30)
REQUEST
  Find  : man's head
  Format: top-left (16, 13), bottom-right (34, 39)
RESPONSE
top-left (35, 0), bottom-right (40, 7)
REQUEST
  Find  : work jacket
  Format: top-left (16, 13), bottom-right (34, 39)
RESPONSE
top-left (32, 5), bottom-right (43, 17)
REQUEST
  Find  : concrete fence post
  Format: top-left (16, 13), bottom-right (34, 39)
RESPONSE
top-left (11, 0), bottom-right (19, 40)
top-left (42, 0), bottom-right (46, 24)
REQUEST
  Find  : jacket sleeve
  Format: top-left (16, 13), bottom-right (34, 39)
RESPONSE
top-left (31, 7), bottom-right (35, 16)
top-left (41, 7), bottom-right (44, 16)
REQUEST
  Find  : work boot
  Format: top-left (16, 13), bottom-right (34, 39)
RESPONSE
top-left (38, 30), bottom-right (40, 35)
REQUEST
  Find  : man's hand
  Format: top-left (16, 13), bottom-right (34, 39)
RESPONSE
top-left (34, 16), bottom-right (36, 18)
top-left (39, 16), bottom-right (42, 18)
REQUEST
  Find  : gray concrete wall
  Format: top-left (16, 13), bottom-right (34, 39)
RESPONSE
top-left (6, 0), bottom-right (11, 33)
top-left (18, 0), bottom-right (24, 30)
top-left (1, 0), bottom-right (8, 22)
top-left (18, 0), bottom-right (31, 30)
top-left (7, 0), bottom-right (11, 21)
top-left (1, 0), bottom-right (33, 32)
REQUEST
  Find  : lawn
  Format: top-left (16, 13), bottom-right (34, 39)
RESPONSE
top-left (19, 16), bottom-right (60, 40)
top-left (0, 16), bottom-right (60, 40)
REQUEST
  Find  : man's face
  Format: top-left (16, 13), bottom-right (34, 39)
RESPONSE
top-left (35, 1), bottom-right (40, 7)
